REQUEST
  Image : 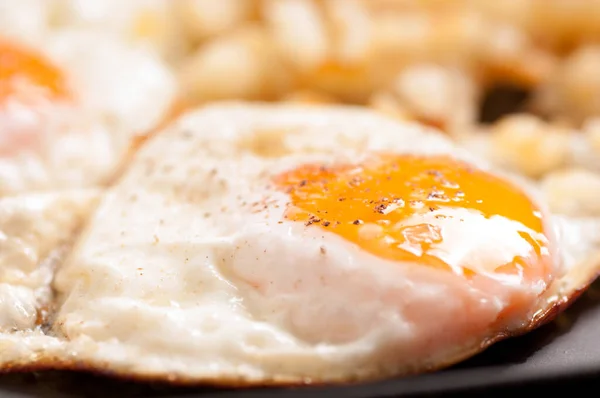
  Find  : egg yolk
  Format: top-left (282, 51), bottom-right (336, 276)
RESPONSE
top-left (274, 154), bottom-right (552, 281)
top-left (0, 39), bottom-right (69, 104)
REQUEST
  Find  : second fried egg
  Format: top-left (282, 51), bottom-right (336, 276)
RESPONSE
top-left (0, 31), bottom-right (176, 194)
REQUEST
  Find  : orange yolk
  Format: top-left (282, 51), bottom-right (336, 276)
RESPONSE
top-left (274, 154), bottom-right (552, 281)
top-left (0, 39), bottom-right (69, 105)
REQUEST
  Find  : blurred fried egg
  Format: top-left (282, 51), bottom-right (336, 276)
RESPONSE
top-left (0, 31), bottom-right (176, 194)
top-left (0, 103), bottom-right (594, 384)
top-left (0, 29), bottom-right (176, 359)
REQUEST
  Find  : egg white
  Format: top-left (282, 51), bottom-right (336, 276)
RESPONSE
top-left (0, 190), bottom-right (99, 333)
top-left (0, 26), bottom-right (176, 364)
top-left (0, 103), bottom-right (595, 384)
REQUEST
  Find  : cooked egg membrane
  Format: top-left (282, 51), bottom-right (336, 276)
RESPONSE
top-left (2, 104), bottom-right (600, 384)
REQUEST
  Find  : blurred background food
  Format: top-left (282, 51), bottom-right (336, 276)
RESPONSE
top-left (2, 0), bottom-right (600, 217)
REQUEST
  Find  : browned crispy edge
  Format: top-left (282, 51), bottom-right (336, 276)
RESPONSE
top-left (103, 97), bottom-right (191, 188)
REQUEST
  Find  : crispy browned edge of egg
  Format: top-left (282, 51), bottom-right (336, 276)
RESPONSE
top-left (1, 102), bottom-right (599, 387)
top-left (100, 97), bottom-right (192, 189)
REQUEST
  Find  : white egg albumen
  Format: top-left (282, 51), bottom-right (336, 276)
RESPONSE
top-left (0, 22), bottom-right (176, 367)
top-left (12, 103), bottom-right (590, 384)
top-left (0, 190), bottom-right (99, 331)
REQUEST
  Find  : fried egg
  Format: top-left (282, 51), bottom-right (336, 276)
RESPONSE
top-left (2, 104), bottom-right (600, 384)
top-left (0, 29), bottom-right (176, 361)
top-left (0, 32), bottom-right (176, 194)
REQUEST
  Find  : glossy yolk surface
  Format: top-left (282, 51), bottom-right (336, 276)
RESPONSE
top-left (274, 154), bottom-right (552, 281)
top-left (0, 39), bottom-right (69, 105)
